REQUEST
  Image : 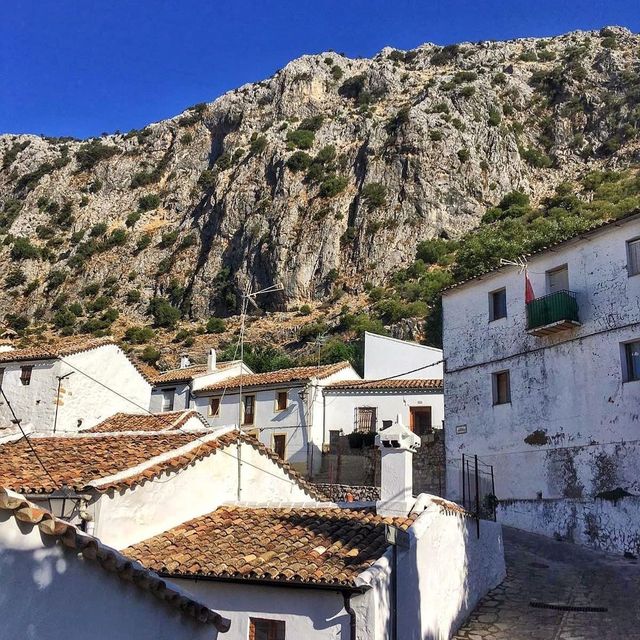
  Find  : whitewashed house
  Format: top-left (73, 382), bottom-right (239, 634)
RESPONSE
top-left (0, 489), bottom-right (230, 639)
top-left (150, 348), bottom-right (251, 413)
top-left (124, 419), bottom-right (505, 640)
top-left (0, 336), bottom-right (152, 435)
top-left (192, 362), bottom-right (358, 474)
top-left (442, 212), bottom-right (640, 555)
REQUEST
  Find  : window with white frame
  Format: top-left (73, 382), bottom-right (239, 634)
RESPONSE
top-left (627, 238), bottom-right (640, 277)
top-left (622, 340), bottom-right (640, 382)
top-left (489, 288), bottom-right (507, 321)
top-left (492, 370), bottom-right (511, 405)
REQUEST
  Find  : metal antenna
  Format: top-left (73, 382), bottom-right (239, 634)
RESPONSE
top-left (499, 256), bottom-right (528, 274)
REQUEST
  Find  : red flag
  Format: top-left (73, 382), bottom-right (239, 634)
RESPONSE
top-left (525, 270), bottom-right (536, 304)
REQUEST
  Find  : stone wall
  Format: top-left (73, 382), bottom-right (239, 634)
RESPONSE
top-left (313, 483), bottom-right (380, 502)
top-left (314, 430), bottom-right (446, 496)
top-left (497, 494), bottom-right (640, 556)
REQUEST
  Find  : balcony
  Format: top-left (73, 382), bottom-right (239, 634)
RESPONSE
top-left (526, 290), bottom-right (581, 336)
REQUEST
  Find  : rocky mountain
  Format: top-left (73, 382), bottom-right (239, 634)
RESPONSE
top-left (1, 26), bottom-right (639, 340)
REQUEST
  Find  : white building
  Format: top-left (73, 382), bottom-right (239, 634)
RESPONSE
top-left (192, 362), bottom-right (358, 474)
top-left (442, 212), bottom-right (640, 555)
top-left (150, 348), bottom-right (250, 413)
top-left (0, 336), bottom-right (152, 434)
top-left (123, 420), bottom-right (505, 640)
top-left (0, 488), bottom-right (229, 639)
top-left (364, 332), bottom-right (444, 380)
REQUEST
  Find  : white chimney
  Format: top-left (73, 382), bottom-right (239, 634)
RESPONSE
top-left (180, 354), bottom-right (191, 369)
top-left (207, 348), bottom-right (217, 372)
top-left (375, 414), bottom-right (421, 518)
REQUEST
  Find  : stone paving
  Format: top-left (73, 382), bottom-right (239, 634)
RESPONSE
top-left (454, 526), bottom-right (640, 640)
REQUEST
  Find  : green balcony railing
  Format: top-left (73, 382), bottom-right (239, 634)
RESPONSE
top-left (526, 290), bottom-right (580, 332)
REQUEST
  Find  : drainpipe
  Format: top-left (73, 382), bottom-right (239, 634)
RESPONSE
top-left (342, 591), bottom-right (357, 640)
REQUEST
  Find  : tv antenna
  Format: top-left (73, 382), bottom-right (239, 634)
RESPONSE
top-left (499, 256), bottom-right (528, 273)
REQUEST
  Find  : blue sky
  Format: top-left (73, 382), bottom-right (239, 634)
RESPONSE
top-left (1, 1), bottom-right (638, 138)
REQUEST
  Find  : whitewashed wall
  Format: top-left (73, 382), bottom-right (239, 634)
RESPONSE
top-left (170, 580), bottom-right (349, 640)
top-left (364, 332), bottom-right (444, 380)
top-left (0, 359), bottom-right (59, 432)
top-left (442, 219), bottom-right (640, 549)
top-left (323, 389), bottom-right (445, 437)
top-left (150, 382), bottom-right (191, 412)
top-left (93, 438), bottom-right (316, 550)
top-left (0, 515), bottom-right (218, 640)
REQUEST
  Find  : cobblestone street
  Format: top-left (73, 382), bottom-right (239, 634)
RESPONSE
top-left (454, 526), bottom-right (640, 640)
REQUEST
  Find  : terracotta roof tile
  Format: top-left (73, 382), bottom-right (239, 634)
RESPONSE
top-left (0, 336), bottom-right (115, 364)
top-left (199, 362), bottom-right (352, 392)
top-left (325, 378), bottom-right (443, 391)
top-left (0, 431), bottom-right (325, 499)
top-left (124, 505), bottom-right (415, 587)
top-left (87, 410), bottom-right (207, 433)
top-left (0, 487), bottom-right (229, 632)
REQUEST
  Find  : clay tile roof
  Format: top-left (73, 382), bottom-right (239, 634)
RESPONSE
top-left (152, 360), bottom-right (240, 385)
top-left (0, 431), bottom-right (325, 499)
top-left (325, 378), bottom-right (443, 391)
top-left (88, 410), bottom-right (208, 433)
top-left (199, 362), bottom-right (352, 392)
top-left (0, 487), bottom-right (230, 632)
top-left (0, 336), bottom-right (115, 364)
top-left (124, 505), bottom-right (416, 587)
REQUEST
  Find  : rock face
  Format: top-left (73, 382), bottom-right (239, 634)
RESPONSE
top-left (1, 27), bottom-right (639, 324)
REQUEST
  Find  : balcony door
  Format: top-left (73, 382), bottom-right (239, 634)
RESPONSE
top-left (547, 265), bottom-right (569, 294)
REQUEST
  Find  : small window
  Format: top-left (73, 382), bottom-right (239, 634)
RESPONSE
top-left (492, 371), bottom-right (511, 405)
top-left (275, 391), bottom-right (288, 412)
top-left (209, 397), bottom-right (220, 417)
top-left (623, 340), bottom-right (640, 382)
top-left (243, 395), bottom-right (255, 425)
top-left (273, 434), bottom-right (286, 460)
top-left (161, 389), bottom-right (174, 412)
top-left (0, 368), bottom-right (4, 389)
top-left (355, 407), bottom-right (377, 433)
top-left (249, 617), bottom-right (285, 640)
top-left (489, 288), bottom-right (507, 321)
top-left (20, 366), bottom-right (33, 386)
top-left (627, 238), bottom-right (640, 277)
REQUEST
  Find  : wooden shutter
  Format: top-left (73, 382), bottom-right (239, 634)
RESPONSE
top-left (628, 239), bottom-right (640, 276)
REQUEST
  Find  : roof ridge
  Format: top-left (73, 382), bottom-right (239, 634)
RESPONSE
top-left (0, 487), bottom-right (230, 632)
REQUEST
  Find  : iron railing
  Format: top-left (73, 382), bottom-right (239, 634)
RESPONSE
top-left (526, 289), bottom-right (579, 330)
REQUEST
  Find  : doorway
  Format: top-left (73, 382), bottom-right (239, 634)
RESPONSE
top-left (409, 407), bottom-right (432, 436)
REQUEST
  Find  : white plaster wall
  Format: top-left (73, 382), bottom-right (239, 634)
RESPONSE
top-left (58, 345), bottom-right (152, 432)
top-left (324, 390), bottom-right (445, 437)
top-left (170, 579), bottom-right (349, 640)
top-left (191, 361), bottom-right (250, 391)
top-left (443, 219), bottom-right (640, 503)
top-left (0, 514), bottom-right (218, 640)
top-left (498, 495), bottom-right (640, 556)
top-left (93, 439), bottom-right (316, 550)
top-left (0, 359), bottom-right (59, 432)
top-left (399, 502), bottom-right (505, 639)
top-left (150, 383), bottom-right (190, 412)
top-left (364, 332), bottom-right (444, 380)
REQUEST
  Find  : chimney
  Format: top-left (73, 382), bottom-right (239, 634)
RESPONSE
top-left (179, 354), bottom-right (191, 369)
top-left (375, 414), bottom-right (421, 518)
top-left (207, 348), bottom-right (217, 372)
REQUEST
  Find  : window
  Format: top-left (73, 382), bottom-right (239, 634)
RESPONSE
top-left (209, 397), bottom-right (220, 417)
top-left (623, 341), bottom-right (640, 382)
top-left (492, 371), bottom-right (511, 405)
top-left (410, 407), bottom-right (432, 436)
top-left (355, 407), bottom-right (377, 433)
top-left (0, 368), bottom-right (4, 389)
top-left (275, 390), bottom-right (288, 412)
top-left (546, 265), bottom-right (569, 294)
top-left (273, 434), bottom-right (286, 460)
top-left (161, 389), bottom-right (174, 412)
top-left (249, 618), bottom-right (285, 640)
top-left (627, 238), bottom-right (640, 277)
top-left (20, 366), bottom-right (33, 386)
top-left (243, 395), bottom-right (255, 425)
top-left (489, 288), bottom-right (507, 321)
